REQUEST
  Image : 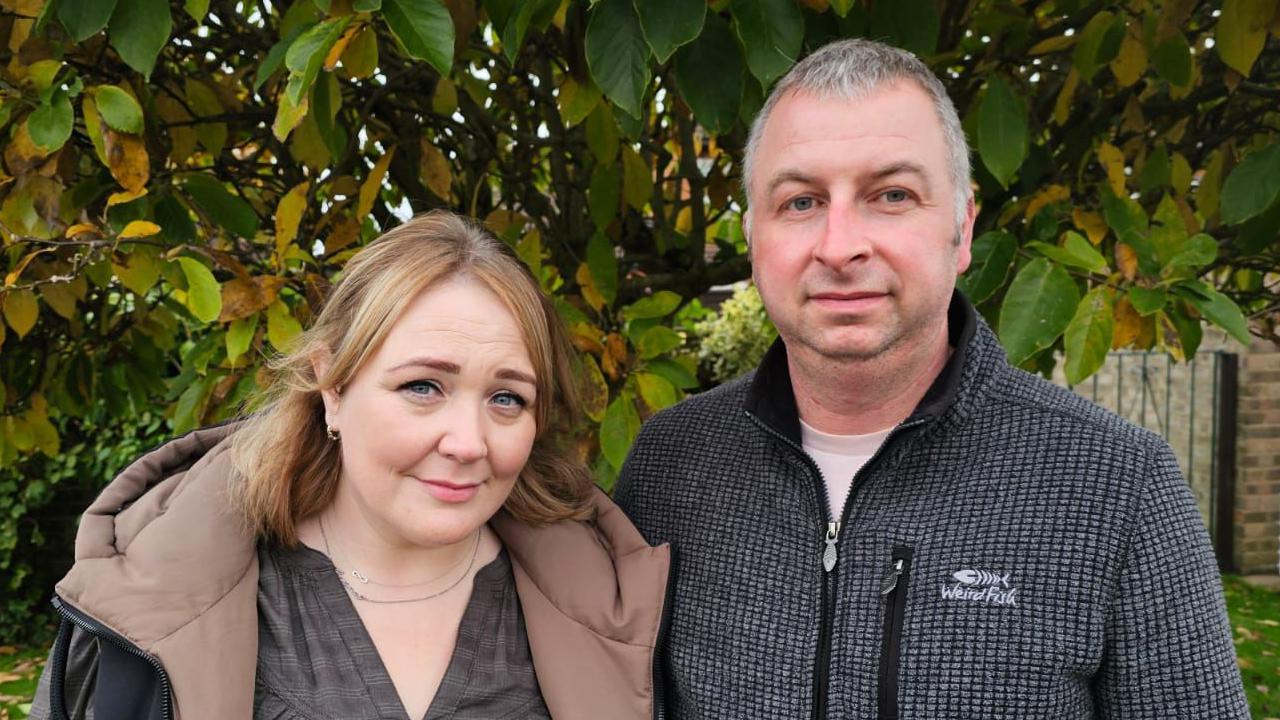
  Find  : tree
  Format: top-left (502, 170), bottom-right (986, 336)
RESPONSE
top-left (0, 0), bottom-right (1277, 635)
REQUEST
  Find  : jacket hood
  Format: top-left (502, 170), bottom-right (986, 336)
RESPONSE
top-left (55, 423), bottom-right (670, 720)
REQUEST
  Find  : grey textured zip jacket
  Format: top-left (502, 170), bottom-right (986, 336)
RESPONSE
top-left (615, 293), bottom-right (1248, 719)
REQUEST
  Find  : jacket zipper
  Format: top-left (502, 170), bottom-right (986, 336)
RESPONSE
top-left (877, 546), bottom-right (914, 720)
top-left (747, 411), bottom-right (925, 719)
top-left (51, 594), bottom-right (174, 720)
top-left (652, 545), bottom-right (678, 720)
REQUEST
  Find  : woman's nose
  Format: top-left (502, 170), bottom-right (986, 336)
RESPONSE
top-left (435, 404), bottom-right (488, 463)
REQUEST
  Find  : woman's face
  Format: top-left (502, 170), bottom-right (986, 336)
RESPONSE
top-left (322, 276), bottom-right (538, 550)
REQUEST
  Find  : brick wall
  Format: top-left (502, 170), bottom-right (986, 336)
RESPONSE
top-left (1237, 338), bottom-right (1280, 574)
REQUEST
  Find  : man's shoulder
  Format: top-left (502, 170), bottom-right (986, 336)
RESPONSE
top-left (635, 371), bottom-right (756, 441)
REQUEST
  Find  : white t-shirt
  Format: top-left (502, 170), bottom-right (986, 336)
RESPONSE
top-left (800, 419), bottom-right (893, 517)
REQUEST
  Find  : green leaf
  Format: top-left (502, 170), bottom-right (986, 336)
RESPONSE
top-left (587, 233), bottom-right (618, 305)
top-left (355, 0), bottom-right (382, 10)
top-left (1151, 33), bottom-right (1192, 87)
top-left (958, 230), bottom-right (1017, 304)
top-left (59, 0), bottom-right (118, 41)
top-left (501, 0), bottom-right (557, 62)
top-left (1172, 280), bottom-right (1252, 345)
top-left (829, 0), bottom-right (856, 16)
top-left (585, 104), bottom-right (619, 162)
top-left (585, 0), bottom-right (651, 118)
top-left (636, 372), bottom-right (679, 411)
top-left (998, 258), bottom-right (1081, 365)
top-left (226, 312), bottom-right (260, 363)
top-left (637, 326), bottom-right (681, 359)
top-left (634, 0), bottom-right (704, 63)
top-left (176, 257), bottom-right (222, 323)
top-left (558, 78), bottom-right (601, 129)
top-left (673, 13), bottom-right (743, 135)
top-left (266, 299), bottom-right (303, 351)
top-left (977, 77), bottom-right (1027, 187)
top-left (623, 290), bottom-right (682, 321)
top-left (185, 0), bottom-right (210, 22)
top-left (171, 374), bottom-right (212, 435)
top-left (600, 392), bottom-right (641, 470)
top-left (1063, 288), bottom-right (1114, 384)
top-left (621, 145), bottom-right (651, 211)
top-left (732, 0), bottom-right (803, 88)
top-left (382, 0), bottom-right (454, 75)
top-left (1221, 143), bottom-right (1280, 225)
top-left (1215, 0), bottom-right (1273, 76)
top-left (1100, 188), bottom-right (1148, 235)
top-left (1127, 286), bottom-right (1167, 316)
top-left (588, 162), bottom-right (620, 229)
top-left (182, 174), bottom-right (260, 239)
top-left (1166, 233), bottom-right (1218, 269)
top-left (644, 357), bottom-right (698, 389)
top-left (108, 0), bottom-right (173, 78)
top-left (1168, 301), bottom-right (1203, 357)
top-left (28, 90), bottom-right (73, 152)
top-left (1072, 11), bottom-right (1120, 82)
top-left (868, 0), bottom-right (939, 56)
top-left (1138, 146), bottom-right (1170, 192)
top-left (256, 22), bottom-right (313, 91)
top-left (1235, 195), bottom-right (1280, 255)
top-left (1028, 232), bottom-right (1107, 273)
top-left (285, 16), bottom-right (352, 105)
top-left (92, 85), bottom-right (144, 134)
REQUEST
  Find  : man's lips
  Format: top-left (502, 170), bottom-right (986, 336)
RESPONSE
top-left (809, 291), bottom-right (886, 301)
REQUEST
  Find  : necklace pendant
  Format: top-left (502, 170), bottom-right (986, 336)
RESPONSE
top-left (351, 569), bottom-right (370, 584)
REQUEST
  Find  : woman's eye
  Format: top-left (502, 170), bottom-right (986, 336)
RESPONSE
top-left (401, 380), bottom-right (440, 397)
top-left (491, 391), bottom-right (528, 410)
top-left (786, 196), bottom-right (815, 212)
top-left (882, 189), bottom-right (910, 203)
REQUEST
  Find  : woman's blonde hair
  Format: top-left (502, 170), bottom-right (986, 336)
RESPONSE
top-left (231, 211), bottom-right (593, 543)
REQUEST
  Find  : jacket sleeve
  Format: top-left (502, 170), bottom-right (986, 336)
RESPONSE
top-left (1093, 442), bottom-right (1249, 718)
top-left (28, 622), bottom-right (99, 720)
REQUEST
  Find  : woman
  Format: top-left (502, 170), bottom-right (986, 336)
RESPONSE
top-left (30, 211), bottom-right (672, 720)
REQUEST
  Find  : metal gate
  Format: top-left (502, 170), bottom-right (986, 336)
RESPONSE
top-left (1060, 351), bottom-right (1239, 571)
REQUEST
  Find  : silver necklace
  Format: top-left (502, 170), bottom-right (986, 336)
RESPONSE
top-left (318, 516), bottom-right (482, 604)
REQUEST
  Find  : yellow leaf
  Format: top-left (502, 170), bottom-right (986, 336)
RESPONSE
top-left (155, 95), bottom-right (197, 164)
top-left (104, 129), bottom-right (150, 193)
top-left (1216, 0), bottom-right (1276, 76)
top-left (1053, 68), bottom-right (1080, 126)
top-left (575, 262), bottom-right (604, 312)
top-left (184, 78), bottom-right (228, 157)
top-left (339, 25), bottom-right (379, 79)
top-left (580, 353), bottom-right (608, 422)
top-left (219, 275), bottom-right (283, 322)
top-left (323, 216), bottom-right (361, 256)
top-left (675, 206), bottom-right (693, 235)
top-left (1196, 149), bottom-right (1225, 218)
top-left (119, 220), bottom-right (161, 238)
top-left (107, 187), bottom-right (148, 207)
top-left (1112, 297), bottom-right (1142, 348)
top-left (432, 78), bottom-right (458, 115)
top-left (1170, 152), bottom-right (1193, 195)
top-left (1115, 243), bottom-right (1138, 281)
top-left (112, 249), bottom-right (160, 296)
top-left (5, 249), bottom-right (50, 285)
top-left (65, 222), bottom-right (97, 238)
top-left (1025, 184), bottom-right (1070, 221)
top-left (483, 209), bottom-right (528, 240)
top-left (602, 332), bottom-right (627, 380)
top-left (325, 23), bottom-right (361, 71)
top-left (1110, 30), bottom-right (1148, 87)
top-left (275, 181), bottom-right (310, 258)
top-left (1120, 95), bottom-right (1146, 135)
top-left (568, 321), bottom-right (605, 354)
top-left (289, 113), bottom-right (331, 171)
top-left (39, 282), bottom-right (77, 320)
top-left (1028, 34), bottom-right (1077, 55)
top-left (621, 145), bottom-right (652, 211)
top-left (1072, 209), bottom-right (1108, 246)
top-left (81, 96), bottom-right (110, 167)
top-left (1097, 142), bottom-right (1126, 197)
top-left (2, 289), bottom-right (38, 337)
top-left (2, 120), bottom-right (50, 175)
top-left (419, 141), bottom-right (453, 201)
top-left (357, 148), bottom-right (395, 220)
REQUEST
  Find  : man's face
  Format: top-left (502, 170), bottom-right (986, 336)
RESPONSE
top-left (747, 82), bottom-right (975, 363)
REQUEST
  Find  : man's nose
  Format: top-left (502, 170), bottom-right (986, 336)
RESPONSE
top-left (436, 404), bottom-right (488, 463)
top-left (813, 201), bottom-right (872, 268)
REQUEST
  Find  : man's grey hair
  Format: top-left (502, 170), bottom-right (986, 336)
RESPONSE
top-left (742, 39), bottom-right (972, 235)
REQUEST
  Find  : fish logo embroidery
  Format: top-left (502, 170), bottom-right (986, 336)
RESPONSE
top-left (942, 568), bottom-right (1018, 606)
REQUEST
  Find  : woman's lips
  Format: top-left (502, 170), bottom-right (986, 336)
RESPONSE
top-left (418, 479), bottom-right (480, 503)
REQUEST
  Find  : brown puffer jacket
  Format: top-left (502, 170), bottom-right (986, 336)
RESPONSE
top-left (43, 423), bottom-right (672, 719)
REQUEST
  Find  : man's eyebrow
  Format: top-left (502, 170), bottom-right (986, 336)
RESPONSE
top-left (764, 170), bottom-right (818, 197)
top-left (388, 357), bottom-right (537, 386)
top-left (868, 161), bottom-right (931, 186)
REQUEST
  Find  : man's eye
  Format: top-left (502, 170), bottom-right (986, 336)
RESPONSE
top-left (787, 196), bottom-right (815, 211)
top-left (882, 189), bottom-right (910, 203)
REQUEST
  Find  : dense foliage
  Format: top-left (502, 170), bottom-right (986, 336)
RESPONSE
top-left (0, 0), bottom-right (1277, 638)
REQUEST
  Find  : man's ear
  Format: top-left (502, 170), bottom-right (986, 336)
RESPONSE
top-left (955, 194), bottom-right (977, 274)
top-left (742, 209), bottom-right (753, 258)
top-left (311, 350), bottom-right (340, 422)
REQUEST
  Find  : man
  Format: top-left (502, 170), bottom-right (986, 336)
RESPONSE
top-left (615, 39), bottom-right (1247, 718)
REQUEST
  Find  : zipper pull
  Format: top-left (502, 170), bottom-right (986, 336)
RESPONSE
top-left (822, 522), bottom-right (840, 572)
top-left (880, 558), bottom-right (905, 596)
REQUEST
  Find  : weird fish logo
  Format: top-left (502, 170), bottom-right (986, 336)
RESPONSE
top-left (941, 568), bottom-right (1018, 606)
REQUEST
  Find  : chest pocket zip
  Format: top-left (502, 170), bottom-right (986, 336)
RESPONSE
top-left (877, 545), bottom-right (914, 720)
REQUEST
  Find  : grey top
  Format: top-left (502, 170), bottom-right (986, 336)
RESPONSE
top-left (28, 542), bottom-right (549, 720)
top-left (254, 541), bottom-right (550, 720)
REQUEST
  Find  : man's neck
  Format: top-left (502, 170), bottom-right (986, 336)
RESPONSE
top-left (787, 327), bottom-right (952, 436)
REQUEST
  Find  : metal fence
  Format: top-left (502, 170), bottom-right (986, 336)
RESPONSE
top-left (1059, 351), bottom-right (1239, 570)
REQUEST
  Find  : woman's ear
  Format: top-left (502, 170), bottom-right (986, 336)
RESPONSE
top-left (311, 350), bottom-right (340, 424)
